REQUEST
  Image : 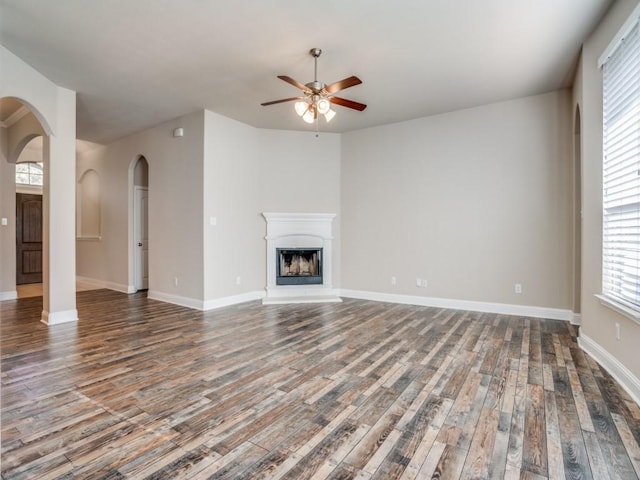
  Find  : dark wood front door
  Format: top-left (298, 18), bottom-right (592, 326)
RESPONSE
top-left (16, 193), bottom-right (43, 285)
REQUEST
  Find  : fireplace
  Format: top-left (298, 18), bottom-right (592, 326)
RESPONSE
top-left (277, 248), bottom-right (322, 285)
top-left (262, 212), bottom-right (341, 304)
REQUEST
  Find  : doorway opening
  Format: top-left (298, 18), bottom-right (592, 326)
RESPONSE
top-left (15, 141), bottom-right (44, 286)
top-left (133, 156), bottom-right (149, 292)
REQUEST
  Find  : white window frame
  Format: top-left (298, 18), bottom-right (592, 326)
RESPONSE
top-left (15, 161), bottom-right (43, 186)
top-left (597, 5), bottom-right (640, 323)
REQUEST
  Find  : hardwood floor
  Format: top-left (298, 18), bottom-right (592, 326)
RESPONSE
top-left (15, 281), bottom-right (99, 299)
top-left (1, 290), bottom-right (639, 479)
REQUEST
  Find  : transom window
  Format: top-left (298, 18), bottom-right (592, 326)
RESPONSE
top-left (15, 162), bottom-right (43, 186)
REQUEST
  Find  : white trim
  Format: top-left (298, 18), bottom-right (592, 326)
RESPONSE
top-left (76, 236), bottom-right (102, 241)
top-left (0, 291), bottom-right (18, 301)
top-left (148, 290), bottom-right (266, 312)
top-left (15, 184), bottom-right (43, 195)
top-left (41, 309), bottom-right (78, 325)
top-left (339, 289), bottom-right (574, 321)
top-left (147, 290), bottom-right (204, 310)
top-left (598, 3), bottom-right (640, 68)
top-left (76, 276), bottom-right (133, 294)
top-left (0, 105), bottom-right (29, 128)
top-left (579, 334), bottom-right (640, 406)
top-left (204, 291), bottom-right (265, 310)
top-left (595, 294), bottom-right (640, 325)
top-left (262, 294), bottom-right (342, 305)
top-left (572, 313), bottom-right (582, 326)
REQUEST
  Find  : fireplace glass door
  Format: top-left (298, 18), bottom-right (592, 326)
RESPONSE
top-left (276, 248), bottom-right (323, 285)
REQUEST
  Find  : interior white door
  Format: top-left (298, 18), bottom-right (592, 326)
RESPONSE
top-left (134, 186), bottom-right (149, 291)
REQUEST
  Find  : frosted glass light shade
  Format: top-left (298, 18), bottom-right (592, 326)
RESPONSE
top-left (316, 98), bottom-right (331, 114)
top-left (324, 109), bottom-right (336, 122)
top-left (294, 101), bottom-right (307, 116)
top-left (302, 109), bottom-right (315, 123)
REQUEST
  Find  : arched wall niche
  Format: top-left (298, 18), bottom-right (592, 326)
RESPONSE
top-left (77, 169), bottom-right (101, 239)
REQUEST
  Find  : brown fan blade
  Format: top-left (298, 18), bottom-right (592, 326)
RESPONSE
top-left (261, 97), bottom-right (302, 106)
top-left (329, 96), bottom-right (367, 111)
top-left (324, 76), bottom-right (362, 94)
top-left (277, 75), bottom-right (309, 91)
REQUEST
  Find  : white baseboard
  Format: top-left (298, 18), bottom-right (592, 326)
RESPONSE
top-left (41, 308), bottom-right (78, 325)
top-left (339, 289), bottom-right (574, 321)
top-left (147, 290), bottom-right (204, 310)
top-left (579, 334), bottom-right (640, 406)
top-left (148, 290), bottom-right (264, 311)
top-left (572, 313), bottom-right (582, 325)
top-left (0, 290), bottom-right (17, 301)
top-left (76, 276), bottom-right (132, 294)
top-left (204, 291), bottom-right (265, 310)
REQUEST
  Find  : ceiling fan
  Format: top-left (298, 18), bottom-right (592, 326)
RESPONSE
top-left (261, 48), bottom-right (366, 124)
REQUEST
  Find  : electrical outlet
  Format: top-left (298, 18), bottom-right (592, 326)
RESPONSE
top-left (174, 277), bottom-right (178, 287)
top-left (391, 276), bottom-right (397, 285)
top-left (515, 283), bottom-right (522, 294)
top-left (1, 217), bottom-right (7, 226)
top-left (236, 276), bottom-right (241, 285)
top-left (416, 278), bottom-right (422, 287)
top-left (615, 322), bottom-right (621, 340)
top-left (421, 279), bottom-right (428, 288)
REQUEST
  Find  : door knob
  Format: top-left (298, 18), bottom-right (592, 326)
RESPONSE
top-left (137, 242), bottom-right (143, 247)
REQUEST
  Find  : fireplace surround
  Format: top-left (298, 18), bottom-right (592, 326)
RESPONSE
top-left (262, 213), bottom-right (341, 304)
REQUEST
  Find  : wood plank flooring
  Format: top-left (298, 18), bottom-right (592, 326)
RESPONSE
top-left (1, 290), bottom-right (639, 479)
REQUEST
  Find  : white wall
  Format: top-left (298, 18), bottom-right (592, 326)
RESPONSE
top-left (1, 46), bottom-right (77, 323)
top-left (76, 110), bottom-right (341, 308)
top-left (341, 90), bottom-right (573, 312)
top-left (76, 111), bottom-right (205, 304)
top-left (202, 111), bottom-right (341, 303)
top-left (0, 126), bottom-right (15, 299)
top-left (574, 0), bottom-right (640, 394)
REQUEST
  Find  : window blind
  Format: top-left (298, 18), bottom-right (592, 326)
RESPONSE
top-left (602, 19), bottom-right (640, 311)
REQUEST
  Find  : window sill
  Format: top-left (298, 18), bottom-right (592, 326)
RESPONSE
top-left (595, 294), bottom-right (640, 325)
top-left (76, 236), bottom-right (102, 242)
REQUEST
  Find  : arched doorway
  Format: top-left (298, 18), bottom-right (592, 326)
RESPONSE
top-left (0, 98), bottom-right (45, 300)
top-left (2, 50), bottom-right (78, 325)
top-left (131, 155), bottom-right (149, 292)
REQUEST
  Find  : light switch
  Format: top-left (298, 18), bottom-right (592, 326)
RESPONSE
top-left (209, 216), bottom-right (217, 226)
top-left (1, 218), bottom-right (7, 226)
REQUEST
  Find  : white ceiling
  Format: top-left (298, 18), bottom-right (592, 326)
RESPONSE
top-left (0, 0), bottom-right (613, 144)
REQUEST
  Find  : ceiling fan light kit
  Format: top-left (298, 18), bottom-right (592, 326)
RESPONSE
top-left (261, 48), bottom-right (366, 127)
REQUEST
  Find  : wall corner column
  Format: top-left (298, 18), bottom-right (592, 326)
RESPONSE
top-left (42, 87), bottom-right (77, 325)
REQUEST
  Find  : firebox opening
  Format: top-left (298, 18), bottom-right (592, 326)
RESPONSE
top-left (276, 248), bottom-right (323, 285)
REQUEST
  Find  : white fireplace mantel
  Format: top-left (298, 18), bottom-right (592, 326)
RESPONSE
top-left (262, 212), bottom-right (341, 304)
